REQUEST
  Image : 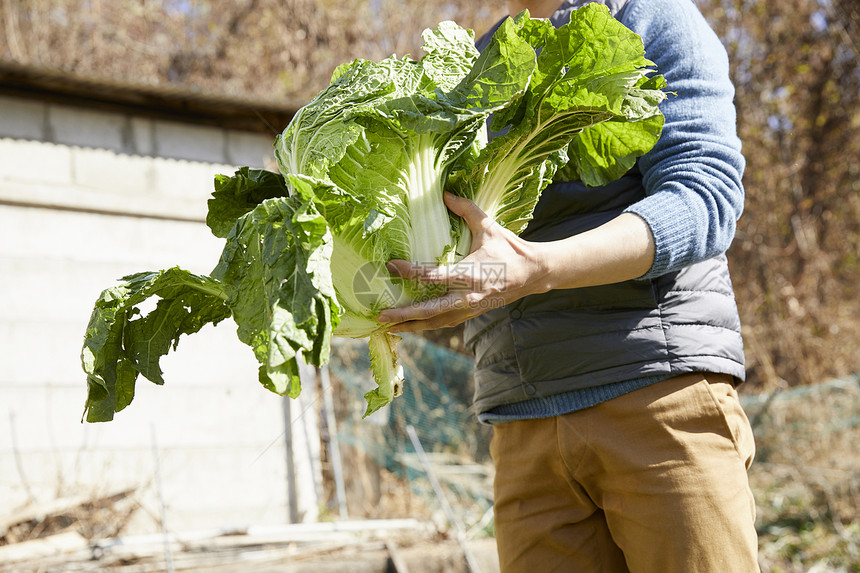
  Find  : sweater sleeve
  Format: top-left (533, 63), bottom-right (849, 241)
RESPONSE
top-left (620, 0), bottom-right (745, 279)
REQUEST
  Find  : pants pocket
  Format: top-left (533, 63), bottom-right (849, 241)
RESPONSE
top-left (703, 375), bottom-right (756, 470)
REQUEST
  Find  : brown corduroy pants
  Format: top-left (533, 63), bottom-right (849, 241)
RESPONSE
top-left (490, 372), bottom-right (760, 573)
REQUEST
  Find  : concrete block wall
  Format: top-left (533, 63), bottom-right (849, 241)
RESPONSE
top-left (0, 95), bottom-right (323, 534)
top-left (0, 95), bottom-right (277, 221)
top-left (0, 95), bottom-right (275, 165)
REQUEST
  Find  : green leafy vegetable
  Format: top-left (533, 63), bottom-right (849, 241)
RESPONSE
top-left (210, 180), bottom-right (340, 397)
top-left (81, 268), bottom-right (230, 422)
top-left (449, 7), bottom-right (666, 254)
top-left (207, 166), bottom-right (291, 238)
top-left (81, 5), bottom-right (666, 422)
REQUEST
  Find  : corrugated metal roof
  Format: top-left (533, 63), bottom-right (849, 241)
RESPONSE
top-left (0, 59), bottom-right (301, 134)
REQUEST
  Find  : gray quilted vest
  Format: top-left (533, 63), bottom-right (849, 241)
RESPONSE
top-left (467, 0), bottom-right (746, 416)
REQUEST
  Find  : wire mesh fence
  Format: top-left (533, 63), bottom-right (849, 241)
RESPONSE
top-left (741, 374), bottom-right (860, 572)
top-left (326, 335), bottom-right (494, 534)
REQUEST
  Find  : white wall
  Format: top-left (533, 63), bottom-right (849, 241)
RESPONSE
top-left (0, 95), bottom-right (320, 534)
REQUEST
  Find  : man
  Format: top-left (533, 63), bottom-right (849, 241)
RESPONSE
top-left (378, 0), bottom-right (759, 570)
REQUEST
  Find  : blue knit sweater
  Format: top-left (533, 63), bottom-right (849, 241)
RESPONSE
top-left (620, 0), bottom-right (745, 278)
top-left (479, 0), bottom-right (745, 423)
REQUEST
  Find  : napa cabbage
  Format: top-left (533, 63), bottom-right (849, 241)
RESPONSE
top-left (81, 5), bottom-right (666, 422)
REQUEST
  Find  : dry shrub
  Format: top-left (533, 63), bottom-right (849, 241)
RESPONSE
top-left (696, 0), bottom-right (860, 391)
top-left (0, 0), bottom-right (507, 103)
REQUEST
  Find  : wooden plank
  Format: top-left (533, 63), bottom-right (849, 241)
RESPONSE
top-left (385, 538), bottom-right (411, 573)
top-left (0, 530), bottom-right (89, 563)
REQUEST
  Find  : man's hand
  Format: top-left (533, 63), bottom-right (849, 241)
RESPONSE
top-left (376, 192), bottom-right (657, 333)
top-left (376, 192), bottom-right (549, 333)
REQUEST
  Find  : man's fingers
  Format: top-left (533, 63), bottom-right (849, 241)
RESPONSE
top-left (387, 258), bottom-right (479, 288)
top-left (386, 259), bottom-right (446, 283)
top-left (377, 291), bottom-right (469, 324)
top-left (444, 192), bottom-right (493, 232)
top-left (385, 259), bottom-right (416, 279)
top-left (388, 312), bottom-right (464, 333)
